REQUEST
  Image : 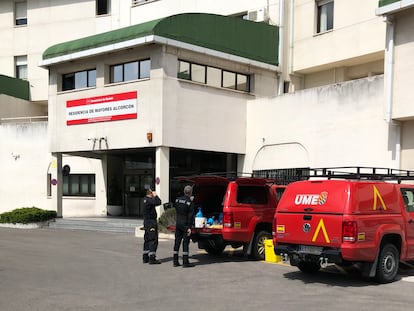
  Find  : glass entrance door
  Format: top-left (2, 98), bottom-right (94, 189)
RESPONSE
top-left (124, 174), bottom-right (154, 217)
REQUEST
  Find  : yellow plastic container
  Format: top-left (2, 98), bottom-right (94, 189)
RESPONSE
top-left (264, 239), bottom-right (281, 263)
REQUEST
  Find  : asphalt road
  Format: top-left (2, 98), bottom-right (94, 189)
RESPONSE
top-left (1, 227), bottom-right (414, 311)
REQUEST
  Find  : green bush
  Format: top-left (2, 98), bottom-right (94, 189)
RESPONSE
top-left (158, 207), bottom-right (176, 233)
top-left (0, 207), bottom-right (57, 224)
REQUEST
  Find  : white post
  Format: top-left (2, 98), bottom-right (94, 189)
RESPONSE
top-left (155, 146), bottom-right (170, 217)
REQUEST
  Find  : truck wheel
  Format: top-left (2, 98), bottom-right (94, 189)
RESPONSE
top-left (298, 261), bottom-right (320, 274)
top-left (204, 240), bottom-right (225, 256)
top-left (251, 231), bottom-right (272, 260)
top-left (375, 244), bottom-right (399, 283)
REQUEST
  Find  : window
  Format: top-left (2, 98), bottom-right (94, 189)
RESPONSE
top-left (223, 71), bottom-right (236, 90)
top-left (191, 64), bottom-right (206, 84)
top-left (178, 60), bottom-right (250, 93)
top-left (62, 69), bottom-right (96, 91)
top-left (15, 55), bottom-right (27, 80)
top-left (237, 186), bottom-right (268, 205)
top-left (317, 0), bottom-right (334, 33)
top-left (178, 61), bottom-right (190, 80)
top-left (401, 189), bottom-right (414, 212)
top-left (110, 59), bottom-right (150, 83)
top-left (15, 1), bottom-right (27, 26)
top-left (63, 174), bottom-right (95, 197)
top-left (96, 0), bottom-right (110, 15)
top-left (206, 67), bottom-right (221, 88)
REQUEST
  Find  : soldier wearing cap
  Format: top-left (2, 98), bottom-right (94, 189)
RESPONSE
top-left (143, 189), bottom-right (162, 264)
top-left (173, 185), bottom-right (195, 267)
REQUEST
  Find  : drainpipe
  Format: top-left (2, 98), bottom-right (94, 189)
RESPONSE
top-left (384, 16), bottom-right (401, 169)
top-left (384, 16), bottom-right (394, 123)
top-left (288, 0), bottom-right (294, 76)
top-left (278, 0), bottom-right (285, 95)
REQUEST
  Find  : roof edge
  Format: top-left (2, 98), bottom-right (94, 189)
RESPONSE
top-left (376, 0), bottom-right (414, 15)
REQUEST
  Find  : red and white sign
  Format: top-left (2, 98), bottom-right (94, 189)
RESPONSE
top-left (66, 91), bottom-right (137, 125)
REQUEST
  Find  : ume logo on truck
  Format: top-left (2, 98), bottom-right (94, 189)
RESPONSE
top-left (295, 192), bottom-right (328, 205)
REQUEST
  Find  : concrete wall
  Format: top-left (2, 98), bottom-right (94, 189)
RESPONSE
top-left (0, 122), bottom-right (51, 213)
top-left (293, 0), bottom-right (386, 88)
top-left (243, 75), bottom-right (398, 172)
top-left (130, 0), bottom-right (281, 24)
top-left (0, 94), bottom-right (47, 118)
top-left (391, 7), bottom-right (414, 120)
top-left (0, 121), bottom-right (105, 216)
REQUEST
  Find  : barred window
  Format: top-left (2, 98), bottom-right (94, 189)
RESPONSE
top-left (253, 168), bottom-right (310, 185)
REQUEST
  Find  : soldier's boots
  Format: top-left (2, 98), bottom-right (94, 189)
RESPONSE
top-left (173, 254), bottom-right (181, 267)
top-left (143, 253), bottom-right (149, 264)
top-left (149, 255), bottom-right (161, 265)
top-left (182, 255), bottom-right (195, 268)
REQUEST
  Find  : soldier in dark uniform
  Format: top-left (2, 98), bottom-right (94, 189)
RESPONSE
top-left (173, 185), bottom-right (195, 268)
top-left (143, 189), bottom-right (162, 264)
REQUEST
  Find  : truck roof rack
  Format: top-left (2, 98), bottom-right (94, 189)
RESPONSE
top-left (304, 166), bottom-right (414, 183)
top-left (253, 166), bottom-right (414, 184)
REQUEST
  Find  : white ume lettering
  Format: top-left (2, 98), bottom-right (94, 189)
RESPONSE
top-left (294, 194), bottom-right (320, 205)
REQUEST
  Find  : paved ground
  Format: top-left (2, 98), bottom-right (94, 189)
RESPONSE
top-left (2, 227), bottom-right (414, 311)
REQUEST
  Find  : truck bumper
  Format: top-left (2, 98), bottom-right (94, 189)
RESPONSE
top-left (275, 244), bottom-right (344, 266)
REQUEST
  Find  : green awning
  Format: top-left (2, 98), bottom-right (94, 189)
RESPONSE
top-left (378, 0), bottom-right (399, 7)
top-left (0, 75), bottom-right (30, 101)
top-left (42, 13), bottom-right (279, 66)
top-left (377, 0), bottom-right (414, 15)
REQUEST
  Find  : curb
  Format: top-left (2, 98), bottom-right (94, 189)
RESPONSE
top-left (0, 221), bottom-right (50, 229)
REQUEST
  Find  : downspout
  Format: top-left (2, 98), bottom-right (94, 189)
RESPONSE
top-left (384, 16), bottom-right (401, 169)
top-left (288, 0), bottom-right (294, 76)
top-left (278, 0), bottom-right (285, 95)
top-left (385, 16), bottom-right (394, 123)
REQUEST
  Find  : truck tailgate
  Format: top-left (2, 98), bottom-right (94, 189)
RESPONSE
top-left (275, 213), bottom-right (343, 248)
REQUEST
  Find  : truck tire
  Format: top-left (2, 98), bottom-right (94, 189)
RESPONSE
top-left (298, 261), bottom-right (320, 274)
top-left (204, 239), bottom-right (226, 256)
top-left (375, 243), bottom-right (399, 283)
top-left (250, 230), bottom-right (271, 260)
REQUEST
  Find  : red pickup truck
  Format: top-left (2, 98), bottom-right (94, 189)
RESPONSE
top-left (273, 176), bottom-right (414, 283)
top-left (177, 176), bottom-right (285, 260)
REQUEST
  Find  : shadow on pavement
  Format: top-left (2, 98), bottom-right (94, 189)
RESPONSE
top-left (282, 262), bottom-right (414, 287)
top-left (188, 248), bottom-right (258, 266)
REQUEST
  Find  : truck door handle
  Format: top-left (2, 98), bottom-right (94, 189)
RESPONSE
top-left (409, 219), bottom-right (413, 224)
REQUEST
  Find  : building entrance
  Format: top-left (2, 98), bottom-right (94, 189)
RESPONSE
top-left (124, 174), bottom-right (154, 217)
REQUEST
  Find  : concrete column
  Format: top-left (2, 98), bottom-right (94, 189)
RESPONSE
top-left (155, 146), bottom-right (170, 217)
top-left (53, 152), bottom-right (63, 217)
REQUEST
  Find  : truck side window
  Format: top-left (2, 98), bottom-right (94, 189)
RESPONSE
top-left (401, 189), bottom-right (414, 212)
top-left (237, 186), bottom-right (268, 205)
